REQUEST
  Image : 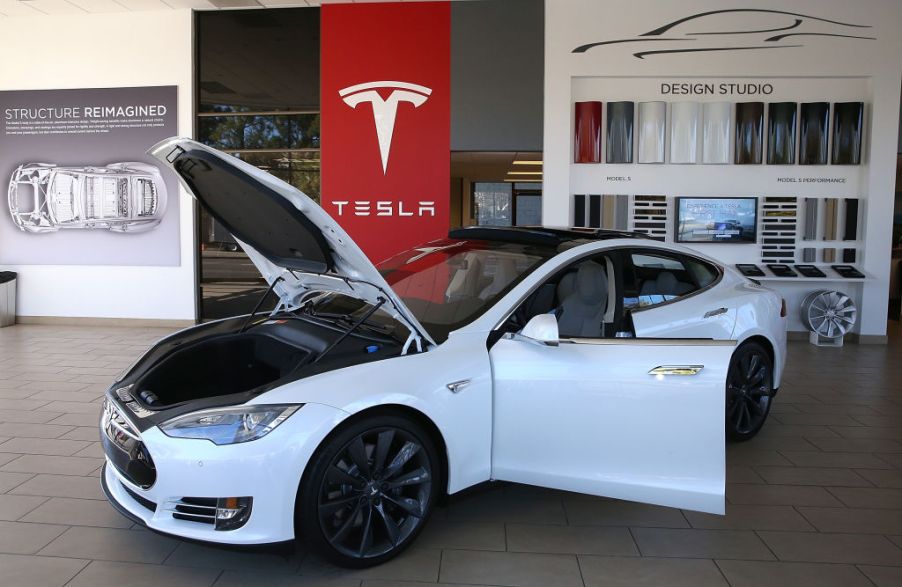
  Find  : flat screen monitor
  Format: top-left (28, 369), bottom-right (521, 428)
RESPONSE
top-left (675, 197), bottom-right (758, 243)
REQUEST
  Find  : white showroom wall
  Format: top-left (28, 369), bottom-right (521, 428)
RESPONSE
top-left (0, 10), bottom-right (195, 323)
top-left (543, 0), bottom-right (902, 339)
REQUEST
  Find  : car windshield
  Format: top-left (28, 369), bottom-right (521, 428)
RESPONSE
top-left (305, 239), bottom-right (556, 343)
top-left (377, 240), bottom-right (555, 341)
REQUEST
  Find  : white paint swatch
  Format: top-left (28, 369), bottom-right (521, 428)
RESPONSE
top-left (702, 102), bottom-right (731, 164)
top-left (670, 102), bottom-right (700, 164)
top-left (637, 101), bottom-right (666, 164)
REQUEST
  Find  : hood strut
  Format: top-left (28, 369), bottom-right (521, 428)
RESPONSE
top-left (241, 276), bottom-right (285, 333)
top-left (312, 297), bottom-right (388, 365)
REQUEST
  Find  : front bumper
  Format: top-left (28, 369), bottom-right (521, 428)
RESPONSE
top-left (101, 401), bottom-right (348, 545)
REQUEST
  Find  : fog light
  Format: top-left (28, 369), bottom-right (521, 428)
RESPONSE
top-left (214, 496), bottom-right (252, 531)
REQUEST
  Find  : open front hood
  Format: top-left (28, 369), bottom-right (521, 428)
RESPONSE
top-left (149, 137), bottom-right (435, 349)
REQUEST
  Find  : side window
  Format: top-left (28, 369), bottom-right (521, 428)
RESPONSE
top-left (626, 252), bottom-right (700, 309)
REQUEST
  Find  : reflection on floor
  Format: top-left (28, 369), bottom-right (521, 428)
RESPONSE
top-left (0, 323), bottom-right (900, 586)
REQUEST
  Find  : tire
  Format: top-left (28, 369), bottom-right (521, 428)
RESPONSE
top-left (297, 413), bottom-right (440, 568)
top-left (726, 341), bottom-right (774, 442)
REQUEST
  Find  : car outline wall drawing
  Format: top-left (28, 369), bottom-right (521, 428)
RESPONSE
top-left (7, 161), bottom-right (168, 233)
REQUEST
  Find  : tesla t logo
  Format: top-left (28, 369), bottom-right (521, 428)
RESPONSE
top-left (339, 81), bottom-right (432, 174)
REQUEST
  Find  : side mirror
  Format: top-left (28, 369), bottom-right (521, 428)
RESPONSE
top-left (519, 314), bottom-right (559, 346)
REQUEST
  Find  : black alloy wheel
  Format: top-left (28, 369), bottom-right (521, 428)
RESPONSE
top-left (726, 342), bottom-right (774, 441)
top-left (298, 414), bottom-right (439, 567)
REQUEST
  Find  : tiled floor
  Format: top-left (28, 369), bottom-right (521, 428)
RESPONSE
top-left (0, 323), bottom-right (901, 586)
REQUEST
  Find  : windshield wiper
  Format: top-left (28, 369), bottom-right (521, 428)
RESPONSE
top-left (312, 297), bottom-right (387, 365)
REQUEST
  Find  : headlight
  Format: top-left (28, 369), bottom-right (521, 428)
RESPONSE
top-left (159, 405), bottom-right (300, 445)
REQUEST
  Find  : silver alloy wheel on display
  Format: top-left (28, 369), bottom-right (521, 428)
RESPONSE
top-left (800, 290), bottom-right (857, 339)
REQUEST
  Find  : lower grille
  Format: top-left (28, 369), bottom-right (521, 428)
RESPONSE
top-left (122, 482), bottom-right (156, 512)
top-left (167, 497), bottom-right (217, 525)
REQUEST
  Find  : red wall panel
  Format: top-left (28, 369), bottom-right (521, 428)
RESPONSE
top-left (321, 2), bottom-right (450, 263)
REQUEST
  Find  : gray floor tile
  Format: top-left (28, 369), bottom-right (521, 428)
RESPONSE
top-left (859, 565), bottom-right (902, 587)
top-left (59, 426), bottom-right (103, 441)
top-left (0, 553), bottom-right (89, 587)
top-left (0, 410), bottom-right (64, 424)
top-left (216, 572), bottom-right (362, 587)
top-left (827, 487), bottom-right (902, 509)
top-left (727, 483), bottom-right (843, 507)
top-left (578, 555), bottom-right (728, 587)
top-left (440, 549), bottom-right (583, 587)
top-left (758, 531), bottom-right (902, 565)
top-left (39, 526), bottom-right (180, 563)
top-left (632, 528), bottom-right (775, 560)
top-left (716, 560), bottom-right (873, 587)
top-left (416, 520), bottom-right (506, 551)
top-left (726, 466), bottom-right (765, 484)
top-left (506, 523), bottom-right (639, 556)
top-left (1, 454), bottom-right (101, 476)
top-left (808, 437), bottom-right (902, 453)
top-left (445, 490), bottom-right (566, 524)
top-left (21, 497), bottom-right (133, 528)
top-left (0, 494), bottom-right (47, 520)
top-left (684, 504), bottom-right (815, 531)
top-left (563, 499), bottom-right (688, 528)
top-left (163, 541), bottom-right (301, 572)
top-left (0, 470), bottom-right (33, 493)
top-left (0, 437), bottom-right (92, 456)
top-left (0, 520), bottom-right (68, 554)
top-left (0, 422), bottom-right (74, 439)
top-left (797, 507), bottom-right (902, 534)
top-left (66, 560), bottom-right (220, 587)
top-left (857, 469), bottom-right (902, 488)
top-left (10, 473), bottom-right (105, 499)
top-left (779, 450), bottom-right (895, 469)
top-left (298, 546), bottom-right (441, 583)
top-left (754, 466), bottom-right (871, 487)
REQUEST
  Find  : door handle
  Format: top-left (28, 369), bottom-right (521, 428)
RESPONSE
top-left (446, 379), bottom-right (471, 394)
top-left (704, 307), bottom-right (728, 318)
top-left (648, 365), bottom-right (704, 376)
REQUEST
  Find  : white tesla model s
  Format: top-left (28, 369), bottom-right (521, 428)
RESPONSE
top-left (100, 138), bottom-right (787, 567)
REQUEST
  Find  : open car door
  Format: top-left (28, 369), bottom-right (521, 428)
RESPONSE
top-left (489, 333), bottom-right (731, 514)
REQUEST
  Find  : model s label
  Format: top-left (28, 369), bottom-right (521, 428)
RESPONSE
top-left (339, 81), bottom-right (432, 174)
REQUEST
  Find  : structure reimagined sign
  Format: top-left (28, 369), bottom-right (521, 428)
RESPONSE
top-left (0, 86), bottom-right (179, 266)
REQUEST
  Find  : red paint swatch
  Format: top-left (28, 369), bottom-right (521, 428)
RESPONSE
top-left (574, 101), bottom-right (602, 163)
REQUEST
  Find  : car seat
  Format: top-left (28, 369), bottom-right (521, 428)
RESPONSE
top-left (556, 261), bottom-right (608, 338)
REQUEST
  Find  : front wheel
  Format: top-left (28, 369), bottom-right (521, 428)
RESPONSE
top-left (726, 342), bottom-right (774, 442)
top-left (297, 414), bottom-right (440, 568)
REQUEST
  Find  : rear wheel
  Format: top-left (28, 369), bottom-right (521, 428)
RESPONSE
top-left (726, 342), bottom-right (773, 441)
top-left (297, 414), bottom-right (439, 567)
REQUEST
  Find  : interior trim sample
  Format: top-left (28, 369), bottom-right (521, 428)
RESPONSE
top-left (843, 248), bottom-right (857, 263)
top-left (803, 197), bottom-right (818, 240)
top-left (601, 194), bottom-right (630, 230)
top-left (822, 248), bottom-right (837, 263)
top-left (638, 101), bottom-right (666, 163)
top-left (802, 248), bottom-right (816, 263)
top-left (767, 102), bottom-right (797, 165)
top-left (588, 194), bottom-right (602, 227)
top-left (670, 102), bottom-right (699, 164)
top-left (734, 102), bottom-right (764, 164)
top-left (574, 101), bottom-right (602, 163)
top-left (832, 102), bottom-right (863, 165)
top-left (701, 102), bottom-right (731, 164)
top-left (823, 198), bottom-right (838, 240)
top-left (799, 102), bottom-right (829, 165)
top-left (843, 198), bottom-right (859, 241)
top-left (606, 101), bottom-right (634, 163)
top-left (573, 194), bottom-right (586, 226)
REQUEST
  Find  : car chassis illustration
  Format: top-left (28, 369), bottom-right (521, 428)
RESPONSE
top-left (7, 162), bottom-right (167, 233)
